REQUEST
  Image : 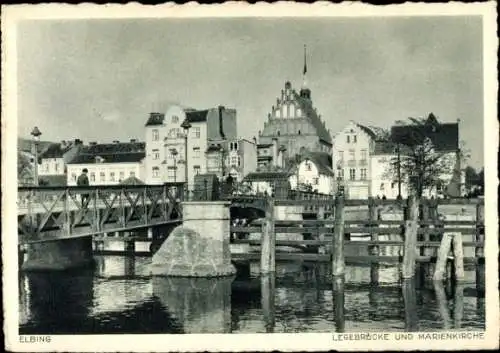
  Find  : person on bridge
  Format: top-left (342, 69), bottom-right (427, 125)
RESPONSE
top-left (77, 168), bottom-right (90, 206)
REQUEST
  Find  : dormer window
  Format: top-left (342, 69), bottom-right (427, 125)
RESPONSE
top-left (172, 115), bottom-right (179, 123)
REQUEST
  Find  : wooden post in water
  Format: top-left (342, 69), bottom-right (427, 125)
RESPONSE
top-left (433, 232), bottom-right (453, 281)
top-left (453, 283), bottom-right (464, 329)
top-left (317, 206), bottom-right (326, 254)
top-left (475, 202), bottom-right (485, 258)
top-left (368, 197), bottom-right (379, 284)
top-left (433, 280), bottom-right (452, 330)
top-left (260, 197), bottom-right (275, 274)
top-left (261, 273), bottom-right (276, 333)
top-left (331, 194), bottom-right (345, 277)
top-left (402, 278), bottom-right (419, 331)
top-left (332, 275), bottom-right (345, 333)
top-left (420, 200), bottom-right (432, 284)
top-left (402, 195), bottom-right (419, 279)
top-left (452, 232), bottom-right (465, 281)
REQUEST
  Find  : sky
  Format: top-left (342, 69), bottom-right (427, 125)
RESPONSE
top-left (17, 16), bottom-right (484, 167)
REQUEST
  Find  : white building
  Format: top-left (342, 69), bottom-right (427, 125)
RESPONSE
top-left (144, 104), bottom-right (237, 186)
top-left (38, 139), bottom-right (83, 186)
top-left (288, 152), bottom-right (335, 195)
top-left (332, 121), bottom-right (381, 199)
top-left (66, 140), bottom-right (145, 186)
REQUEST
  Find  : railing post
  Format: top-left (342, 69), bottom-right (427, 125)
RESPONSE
top-left (332, 194), bottom-right (345, 277)
top-left (433, 232), bottom-right (453, 281)
top-left (402, 195), bottom-right (419, 279)
top-left (93, 188), bottom-right (101, 233)
top-left (260, 197), bottom-right (275, 274)
top-left (63, 188), bottom-right (72, 236)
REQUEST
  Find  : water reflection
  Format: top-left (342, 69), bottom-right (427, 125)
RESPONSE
top-left (19, 257), bottom-right (485, 334)
top-left (153, 276), bottom-right (234, 333)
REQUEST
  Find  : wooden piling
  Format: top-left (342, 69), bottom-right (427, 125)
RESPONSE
top-left (260, 197), bottom-right (275, 274)
top-left (331, 195), bottom-right (345, 277)
top-left (402, 278), bottom-right (419, 331)
top-left (475, 203), bottom-right (485, 258)
top-left (125, 238), bottom-right (135, 255)
top-left (453, 283), bottom-right (464, 329)
top-left (402, 195), bottom-right (419, 279)
top-left (433, 232), bottom-right (453, 281)
top-left (261, 273), bottom-right (276, 333)
top-left (332, 275), bottom-right (345, 333)
top-left (433, 280), bottom-right (452, 330)
top-left (317, 206), bottom-right (326, 254)
top-left (452, 232), bottom-right (465, 281)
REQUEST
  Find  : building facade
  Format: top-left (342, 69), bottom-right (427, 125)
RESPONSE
top-left (258, 80), bottom-right (332, 168)
top-left (144, 104), bottom-right (237, 186)
top-left (332, 121), bottom-right (381, 199)
top-left (38, 139), bottom-right (84, 186)
top-left (206, 138), bottom-right (257, 182)
top-left (288, 152), bottom-right (335, 195)
top-left (66, 140), bottom-right (145, 186)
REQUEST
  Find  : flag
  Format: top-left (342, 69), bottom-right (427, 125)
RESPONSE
top-left (303, 44), bottom-right (307, 75)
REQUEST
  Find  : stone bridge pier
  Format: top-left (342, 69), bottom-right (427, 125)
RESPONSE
top-left (150, 201), bottom-right (236, 277)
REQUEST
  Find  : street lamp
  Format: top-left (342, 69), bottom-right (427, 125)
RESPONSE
top-left (181, 118), bottom-right (192, 189)
top-left (170, 148), bottom-right (178, 182)
top-left (30, 126), bottom-right (42, 186)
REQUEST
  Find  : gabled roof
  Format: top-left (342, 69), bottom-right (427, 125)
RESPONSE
top-left (297, 151), bottom-right (335, 177)
top-left (39, 143), bottom-right (73, 159)
top-left (356, 123), bottom-right (377, 140)
top-left (294, 92), bottom-right (332, 145)
top-left (391, 115), bottom-right (459, 152)
top-left (244, 171), bottom-right (292, 182)
top-left (186, 110), bottom-right (209, 123)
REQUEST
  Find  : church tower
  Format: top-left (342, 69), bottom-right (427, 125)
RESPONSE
top-left (257, 45), bottom-right (332, 167)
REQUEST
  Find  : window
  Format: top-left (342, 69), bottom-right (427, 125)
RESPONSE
top-left (297, 108), bottom-right (301, 116)
top-left (193, 147), bottom-right (200, 159)
top-left (172, 115), bottom-right (179, 123)
top-left (349, 168), bottom-right (356, 181)
top-left (277, 131), bottom-right (280, 136)
top-left (306, 162), bottom-right (312, 171)
top-left (238, 156), bottom-right (241, 167)
top-left (298, 130), bottom-right (301, 135)
top-left (130, 171), bottom-right (136, 178)
top-left (119, 171), bottom-right (125, 181)
top-left (152, 149), bottom-right (160, 160)
top-left (349, 150), bottom-right (355, 161)
top-left (337, 168), bottom-right (344, 180)
top-left (110, 172), bottom-right (115, 182)
top-left (72, 173), bottom-right (77, 182)
top-left (152, 167), bottom-right (159, 178)
top-left (152, 129), bottom-right (159, 141)
top-left (360, 168), bottom-right (367, 180)
top-left (167, 168), bottom-right (176, 181)
top-left (90, 172), bottom-right (95, 182)
top-left (230, 156), bottom-right (238, 166)
top-left (360, 149), bottom-right (367, 161)
top-left (347, 135), bottom-right (350, 143)
top-left (313, 177), bottom-right (319, 185)
top-left (168, 128), bottom-right (180, 138)
top-left (193, 166), bottom-right (201, 175)
top-left (100, 172), bottom-right (105, 182)
top-left (353, 135), bottom-right (357, 143)
top-left (380, 183), bottom-right (385, 191)
top-left (54, 163), bottom-right (59, 173)
top-left (192, 127), bottom-right (201, 139)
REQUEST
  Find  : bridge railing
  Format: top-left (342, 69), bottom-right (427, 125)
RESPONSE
top-left (18, 183), bottom-right (185, 240)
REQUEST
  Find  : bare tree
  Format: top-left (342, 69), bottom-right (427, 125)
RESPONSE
top-left (386, 114), bottom-right (459, 198)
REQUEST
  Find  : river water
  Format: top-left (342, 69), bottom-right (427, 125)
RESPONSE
top-left (19, 255), bottom-right (485, 334)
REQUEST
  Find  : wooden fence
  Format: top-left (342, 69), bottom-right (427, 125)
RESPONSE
top-left (230, 195), bottom-right (485, 281)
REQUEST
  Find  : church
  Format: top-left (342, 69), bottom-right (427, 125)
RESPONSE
top-left (256, 46), bottom-right (333, 171)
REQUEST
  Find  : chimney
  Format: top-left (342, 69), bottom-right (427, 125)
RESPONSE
top-left (218, 106), bottom-right (226, 140)
top-left (130, 139), bottom-right (137, 143)
top-left (61, 140), bottom-right (67, 148)
top-left (89, 141), bottom-right (97, 146)
top-left (113, 140), bottom-right (120, 144)
top-left (74, 139), bottom-right (83, 145)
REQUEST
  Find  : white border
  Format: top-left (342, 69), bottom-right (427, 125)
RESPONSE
top-left (2, 2), bottom-right (498, 352)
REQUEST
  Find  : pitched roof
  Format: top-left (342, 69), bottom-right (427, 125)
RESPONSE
top-left (294, 92), bottom-right (332, 145)
top-left (186, 109), bottom-right (209, 123)
top-left (68, 142), bottom-right (146, 164)
top-left (244, 171), bottom-right (292, 181)
top-left (356, 124), bottom-right (377, 140)
top-left (145, 113), bottom-right (165, 126)
top-left (298, 151), bottom-right (335, 176)
top-left (68, 152), bottom-right (145, 164)
top-left (391, 119), bottom-right (459, 152)
top-left (39, 143), bottom-right (73, 159)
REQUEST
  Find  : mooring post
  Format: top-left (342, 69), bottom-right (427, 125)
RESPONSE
top-left (332, 275), bottom-right (345, 333)
top-left (433, 232), bottom-right (453, 281)
top-left (368, 197), bottom-right (379, 257)
top-left (332, 194), bottom-right (345, 277)
top-left (125, 237), bottom-right (135, 255)
top-left (452, 231), bottom-right (465, 281)
top-left (260, 197), bottom-right (275, 274)
top-left (402, 195), bottom-right (419, 279)
top-left (261, 273), bottom-right (276, 333)
top-left (420, 199), bottom-right (432, 283)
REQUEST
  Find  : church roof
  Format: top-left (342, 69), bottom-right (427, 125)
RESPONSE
top-left (294, 92), bottom-right (332, 145)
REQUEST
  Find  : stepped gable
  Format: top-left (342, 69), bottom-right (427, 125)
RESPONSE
top-left (293, 91), bottom-right (332, 145)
